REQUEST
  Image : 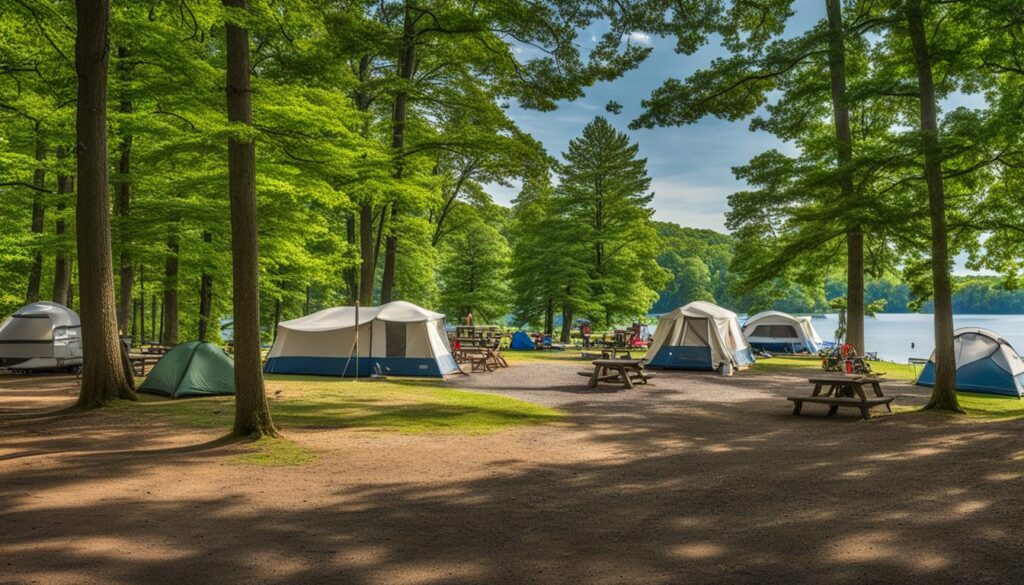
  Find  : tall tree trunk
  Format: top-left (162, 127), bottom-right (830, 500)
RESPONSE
top-left (560, 288), bottom-right (573, 343)
top-left (26, 136), bottom-right (46, 303)
top-left (906, 0), bottom-right (961, 412)
top-left (359, 202), bottom-right (375, 305)
top-left (273, 298), bottom-right (282, 340)
top-left (198, 231), bottom-right (213, 341)
top-left (151, 294), bottom-right (157, 342)
top-left (345, 213), bottom-right (358, 303)
top-left (380, 206), bottom-right (398, 303)
top-left (139, 264), bottom-right (145, 343)
top-left (115, 46), bottom-right (134, 334)
top-left (74, 0), bottom-right (135, 407)
top-left (224, 0), bottom-right (277, 437)
top-left (544, 298), bottom-right (554, 335)
top-left (825, 0), bottom-right (865, 354)
top-left (304, 286), bottom-right (311, 315)
top-left (162, 235), bottom-right (179, 345)
top-left (52, 149), bottom-right (73, 306)
top-left (380, 2), bottom-right (416, 304)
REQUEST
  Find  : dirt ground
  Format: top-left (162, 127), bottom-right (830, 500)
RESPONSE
top-left (2, 363), bottom-right (1024, 585)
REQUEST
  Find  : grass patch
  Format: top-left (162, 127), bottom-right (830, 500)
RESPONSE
top-left (752, 355), bottom-right (919, 381)
top-left (115, 375), bottom-right (563, 434)
top-left (231, 437), bottom-right (316, 466)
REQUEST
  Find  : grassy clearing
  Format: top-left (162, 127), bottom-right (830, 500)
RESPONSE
top-left (114, 375), bottom-right (563, 434)
top-left (231, 437), bottom-right (317, 466)
top-left (895, 392), bottom-right (1024, 420)
top-left (752, 355), bottom-right (919, 381)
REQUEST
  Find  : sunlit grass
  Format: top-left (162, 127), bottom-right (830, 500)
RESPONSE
top-left (752, 355), bottom-right (919, 381)
top-left (894, 392), bottom-right (1024, 419)
top-left (231, 437), bottom-right (317, 466)
top-left (113, 374), bottom-right (563, 434)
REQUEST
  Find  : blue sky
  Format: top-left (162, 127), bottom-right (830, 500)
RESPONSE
top-left (495, 0), bottom-right (827, 231)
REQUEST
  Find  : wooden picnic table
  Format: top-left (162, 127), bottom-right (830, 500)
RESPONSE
top-left (579, 359), bottom-right (653, 389)
top-left (456, 345), bottom-right (507, 372)
top-left (129, 353), bottom-right (163, 376)
top-left (788, 374), bottom-right (894, 420)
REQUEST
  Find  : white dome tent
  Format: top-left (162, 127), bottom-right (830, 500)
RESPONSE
top-left (264, 301), bottom-right (459, 378)
top-left (916, 328), bottom-right (1024, 397)
top-left (742, 311), bottom-right (826, 354)
top-left (645, 301), bottom-right (755, 371)
top-left (0, 302), bottom-right (83, 371)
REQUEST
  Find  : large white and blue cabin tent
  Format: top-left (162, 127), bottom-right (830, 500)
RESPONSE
top-left (645, 301), bottom-right (755, 371)
top-left (916, 328), bottom-right (1024, 397)
top-left (0, 302), bottom-right (83, 371)
top-left (742, 311), bottom-right (825, 354)
top-left (264, 301), bottom-right (459, 378)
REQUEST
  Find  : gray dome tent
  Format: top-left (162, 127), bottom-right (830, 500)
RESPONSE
top-left (138, 342), bottom-right (235, 398)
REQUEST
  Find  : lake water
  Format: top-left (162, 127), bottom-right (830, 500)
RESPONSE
top-left (805, 314), bottom-right (1024, 363)
top-left (647, 313), bottom-right (1024, 363)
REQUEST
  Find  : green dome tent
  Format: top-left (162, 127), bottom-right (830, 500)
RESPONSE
top-left (138, 342), bottom-right (235, 399)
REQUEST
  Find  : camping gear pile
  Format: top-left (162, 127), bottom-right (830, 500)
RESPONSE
top-left (819, 344), bottom-right (873, 375)
top-left (644, 301), bottom-right (754, 372)
top-left (264, 301), bottom-right (459, 378)
top-left (0, 302), bottom-right (83, 371)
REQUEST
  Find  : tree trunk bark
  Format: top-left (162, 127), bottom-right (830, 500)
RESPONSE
top-left (114, 46), bottom-right (134, 334)
top-left (380, 2), bottom-right (416, 304)
top-left (380, 205), bottom-right (398, 303)
top-left (544, 298), bottom-right (554, 335)
top-left (359, 202), bottom-right (375, 305)
top-left (906, 0), bottom-right (961, 412)
top-left (139, 263), bottom-right (146, 343)
top-left (825, 0), bottom-right (865, 354)
top-left (345, 213), bottom-right (358, 303)
top-left (162, 235), bottom-right (179, 345)
top-left (74, 0), bottom-right (135, 407)
top-left (26, 137), bottom-right (46, 303)
top-left (224, 0), bottom-right (277, 437)
top-left (198, 231), bottom-right (213, 341)
top-left (52, 148), bottom-right (73, 306)
top-left (560, 289), bottom-right (573, 344)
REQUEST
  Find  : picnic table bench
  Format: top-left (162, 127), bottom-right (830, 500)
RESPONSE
top-left (578, 359), bottom-right (653, 389)
top-left (788, 374), bottom-right (894, 420)
top-left (129, 353), bottom-right (163, 376)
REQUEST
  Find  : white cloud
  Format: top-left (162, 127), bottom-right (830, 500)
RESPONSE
top-left (628, 32), bottom-right (652, 46)
top-left (648, 179), bottom-right (733, 231)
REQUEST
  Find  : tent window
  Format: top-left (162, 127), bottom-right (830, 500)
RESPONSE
top-left (753, 325), bottom-right (798, 338)
top-left (385, 322), bottom-right (406, 357)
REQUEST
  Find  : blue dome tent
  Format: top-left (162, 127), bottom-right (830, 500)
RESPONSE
top-left (509, 331), bottom-right (535, 350)
top-left (916, 328), bottom-right (1024, 397)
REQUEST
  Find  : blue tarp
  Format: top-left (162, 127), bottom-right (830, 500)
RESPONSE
top-left (509, 331), bottom-right (535, 350)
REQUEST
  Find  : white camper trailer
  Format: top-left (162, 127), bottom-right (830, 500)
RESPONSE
top-left (0, 302), bottom-right (83, 371)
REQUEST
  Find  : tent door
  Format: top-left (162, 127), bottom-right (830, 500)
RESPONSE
top-left (385, 322), bottom-right (406, 357)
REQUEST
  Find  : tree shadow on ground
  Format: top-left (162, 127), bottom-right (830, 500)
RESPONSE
top-left (3, 366), bottom-right (1023, 584)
